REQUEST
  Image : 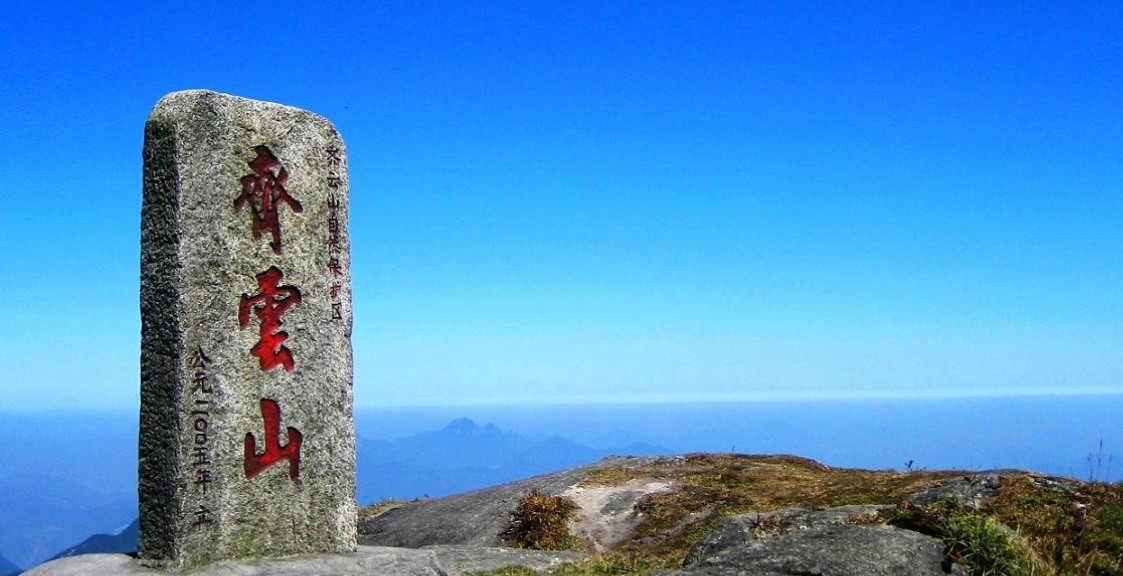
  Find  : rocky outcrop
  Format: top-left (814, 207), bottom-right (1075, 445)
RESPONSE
top-left (906, 472), bottom-right (1004, 509)
top-left (658, 505), bottom-right (966, 576)
top-left (683, 505), bottom-right (893, 566)
top-left (358, 455), bottom-right (680, 549)
top-left (358, 464), bottom-right (590, 548)
top-left (654, 524), bottom-right (965, 576)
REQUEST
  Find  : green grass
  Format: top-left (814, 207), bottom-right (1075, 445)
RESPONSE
top-left (893, 500), bottom-right (1048, 576)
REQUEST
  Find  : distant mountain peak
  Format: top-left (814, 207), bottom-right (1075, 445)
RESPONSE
top-left (441, 418), bottom-right (503, 437)
top-left (442, 418), bottom-right (480, 435)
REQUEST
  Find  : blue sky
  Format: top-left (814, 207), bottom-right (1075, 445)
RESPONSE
top-left (1, 1), bottom-right (1122, 409)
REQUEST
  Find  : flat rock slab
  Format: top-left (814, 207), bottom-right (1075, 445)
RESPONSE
top-left (24, 545), bottom-right (584, 576)
top-left (24, 547), bottom-right (440, 576)
top-left (424, 545), bottom-right (585, 573)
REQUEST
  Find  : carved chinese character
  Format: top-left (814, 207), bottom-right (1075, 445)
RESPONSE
top-left (191, 373), bottom-right (212, 394)
top-left (189, 346), bottom-right (211, 369)
top-left (194, 469), bottom-right (213, 493)
top-left (192, 505), bottom-right (214, 527)
top-left (234, 146), bottom-right (303, 254)
top-left (326, 145), bottom-right (342, 167)
top-left (192, 445), bottom-right (210, 466)
top-left (238, 266), bottom-right (302, 372)
top-left (244, 398), bottom-right (302, 481)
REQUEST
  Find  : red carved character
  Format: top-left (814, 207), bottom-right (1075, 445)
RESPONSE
top-left (244, 398), bottom-right (302, 480)
top-left (238, 266), bottom-right (302, 372)
top-left (234, 145), bottom-right (303, 254)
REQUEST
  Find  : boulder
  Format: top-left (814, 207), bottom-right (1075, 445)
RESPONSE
top-left (684, 505), bottom-right (892, 567)
top-left (907, 472), bottom-right (1004, 509)
top-left (656, 524), bottom-right (965, 576)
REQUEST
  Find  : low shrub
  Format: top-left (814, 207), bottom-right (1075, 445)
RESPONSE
top-left (506, 490), bottom-right (582, 551)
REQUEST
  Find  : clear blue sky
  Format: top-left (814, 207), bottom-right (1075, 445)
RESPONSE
top-left (1, 1), bottom-right (1121, 409)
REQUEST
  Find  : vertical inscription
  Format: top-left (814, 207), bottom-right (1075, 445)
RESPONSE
top-left (326, 145), bottom-right (344, 321)
top-left (235, 146), bottom-right (304, 484)
top-left (188, 347), bottom-right (215, 528)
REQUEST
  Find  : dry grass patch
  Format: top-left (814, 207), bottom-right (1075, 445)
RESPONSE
top-left (357, 498), bottom-right (408, 518)
top-left (984, 475), bottom-right (1123, 575)
top-left (581, 466), bottom-right (645, 487)
top-left (506, 490), bottom-right (583, 551)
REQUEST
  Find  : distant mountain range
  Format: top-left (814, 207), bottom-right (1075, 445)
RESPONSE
top-left (0, 473), bottom-right (134, 572)
top-left (355, 417), bottom-right (671, 505)
top-left (18, 417), bottom-right (671, 572)
top-left (46, 519), bottom-right (138, 563)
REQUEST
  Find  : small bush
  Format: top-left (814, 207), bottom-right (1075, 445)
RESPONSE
top-left (506, 490), bottom-right (582, 551)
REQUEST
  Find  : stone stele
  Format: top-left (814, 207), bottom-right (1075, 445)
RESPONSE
top-left (140, 90), bottom-right (355, 570)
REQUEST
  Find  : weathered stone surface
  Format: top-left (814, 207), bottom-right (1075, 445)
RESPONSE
top-left (657, 525), bottom-right (965, 576)
top-left (560, 479), bottom-right (674, 553)
top-left (358, 456), bottom-right (682, 549)
top-left (140, 90), bottom-right (354, 570)
top-left (359, 466), bottom-right (590, 548)
top-left (907, 472), bottom-right (1004, 509)
top-left (24, 546), bottom-right (585, 576)
top-left (25, 547), bottom-right (438, 576)
top-left (684, 505), bottom-right (892, 567)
